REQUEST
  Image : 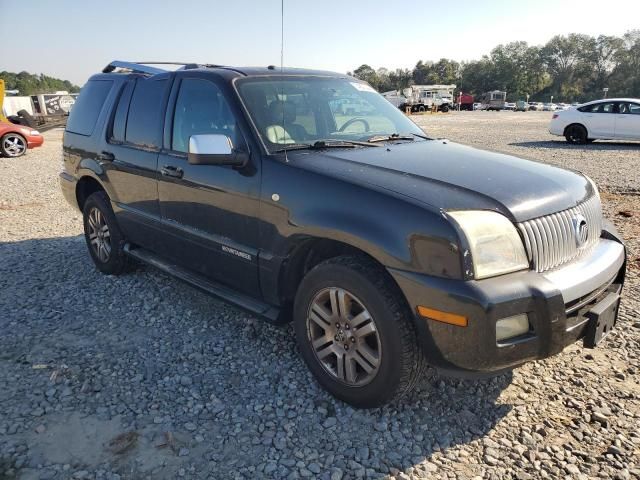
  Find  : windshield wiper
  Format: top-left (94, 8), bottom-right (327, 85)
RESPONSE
top-left (367, 132), bottom-right (431, 143)
top-left (274, 139), bottom-right (380, 153)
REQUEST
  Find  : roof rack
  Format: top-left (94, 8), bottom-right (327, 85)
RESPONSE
top-left (102, 61), bottom-right (223, 76)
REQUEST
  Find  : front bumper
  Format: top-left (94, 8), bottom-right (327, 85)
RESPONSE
top-left (390, 231), bottom-right (626, 376)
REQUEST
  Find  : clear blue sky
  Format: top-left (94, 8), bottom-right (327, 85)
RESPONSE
top-left (2, 0), bottom-right (639, 86)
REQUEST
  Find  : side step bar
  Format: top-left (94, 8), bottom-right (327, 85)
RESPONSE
top-left (123, 244), bottom-right (282, 323)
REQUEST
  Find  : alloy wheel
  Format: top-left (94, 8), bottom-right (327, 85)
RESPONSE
top-left (3, 135), bottom-right (26, 157)
top-left (306, 287), bottom-right (381, 386)
top-left (88, 207), bottom-right (111, 262)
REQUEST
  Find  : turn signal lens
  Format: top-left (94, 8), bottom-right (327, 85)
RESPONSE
top-left (417, 306), bottom-right (467, 327)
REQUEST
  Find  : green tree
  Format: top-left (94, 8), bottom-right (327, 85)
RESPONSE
top-left (0, 71), bottom-right (80, 95)
top-left (351, 64), bottom-right (379, 89)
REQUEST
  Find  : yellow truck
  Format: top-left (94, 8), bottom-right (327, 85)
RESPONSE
top-left (0, 79), bottom-right (9, 123)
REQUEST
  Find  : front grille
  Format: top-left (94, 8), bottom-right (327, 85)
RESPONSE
top-left (517, 195), bottom-right (602, 272)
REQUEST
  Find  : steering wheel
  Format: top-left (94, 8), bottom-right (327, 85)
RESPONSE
top-left (338, 117), bottom-right (370, 133)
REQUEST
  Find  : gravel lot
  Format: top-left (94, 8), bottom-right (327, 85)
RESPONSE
top-left (1, 113), bottom-right (639, 480)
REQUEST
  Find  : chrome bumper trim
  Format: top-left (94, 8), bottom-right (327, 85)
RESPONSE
top-left (543, 239), bottom-right (624, 304)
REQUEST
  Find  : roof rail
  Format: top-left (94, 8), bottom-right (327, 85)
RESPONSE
top-left (103, 61), bottom-right (168, 75)
top-left (102, 61), bottom-right (224, 76)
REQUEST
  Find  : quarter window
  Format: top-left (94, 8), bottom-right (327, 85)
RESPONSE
top-left (66, 80), bottom-right (113, 136)
top-left (125, 77), bottom-right (169, 148)
top-left (171, 78), bottom-right (238, 153)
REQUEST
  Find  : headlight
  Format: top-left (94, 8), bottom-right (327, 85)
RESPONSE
top-left (448, 210), bottom-right (529, 279)
top-left (30, 130), bottom-right (40, 135)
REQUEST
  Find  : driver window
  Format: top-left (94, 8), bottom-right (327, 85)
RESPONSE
top-left (618, 102), bottom-right (640, 114)
top-left (172, 78), bottom-right (237, 153)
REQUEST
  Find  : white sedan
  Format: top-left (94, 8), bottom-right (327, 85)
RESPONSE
top-left (549, 98), bottom-right (640, 144)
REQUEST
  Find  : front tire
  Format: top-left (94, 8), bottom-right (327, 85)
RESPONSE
top-left (293, 255), bottom-right (425, 408)
top-left (565, 124), bottom-right (588, 144)
top-left (82, 191), bottom-right (131, 275)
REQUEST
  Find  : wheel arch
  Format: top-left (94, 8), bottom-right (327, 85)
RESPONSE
top-left (277, 236), bottom-right (410, 322)
top-left (76, 175), bottom-right (107, 212)
top-left (563, 122), bottom-right (589, 138)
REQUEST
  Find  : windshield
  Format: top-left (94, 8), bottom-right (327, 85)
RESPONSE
top-left (236, 76), bottom-right (425, 152)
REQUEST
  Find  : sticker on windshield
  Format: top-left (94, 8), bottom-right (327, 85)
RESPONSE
top-left (350, 82), bottom-right (376, 93)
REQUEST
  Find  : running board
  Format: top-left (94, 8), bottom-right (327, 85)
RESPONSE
top-left (123, 244), bottom-right (281, 323)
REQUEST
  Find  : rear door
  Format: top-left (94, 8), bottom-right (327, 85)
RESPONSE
top-left (614, 101), bottom-right (640, 140)
top-left (580, 101), bottom-right (616, 138)
top-left (156, 73), bottom-right (261, 295)
top-left (103, 74), bottom-right (172, 250)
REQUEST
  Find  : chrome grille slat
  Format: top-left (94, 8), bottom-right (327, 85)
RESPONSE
top-left (518, 195), bottom-right (602, 272)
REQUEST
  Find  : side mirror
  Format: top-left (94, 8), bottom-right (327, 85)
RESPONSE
top-left (187, 134), bottom-right (248, 167)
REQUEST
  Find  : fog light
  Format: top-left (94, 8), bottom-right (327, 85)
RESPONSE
top-left (496, 314), bottom-right (529, 342)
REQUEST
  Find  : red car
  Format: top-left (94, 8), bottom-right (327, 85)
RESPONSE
top-left (0, 121), bottom-right (44, 157)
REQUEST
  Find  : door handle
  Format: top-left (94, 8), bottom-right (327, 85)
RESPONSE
top-left (98, 151), bottom-right (115, 162)
top-left (160, 165), bottom-right (184, 179)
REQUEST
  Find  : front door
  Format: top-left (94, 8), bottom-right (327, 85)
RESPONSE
top-left (614, 101), bottom-right (640, 140)
top-left (156, 74), bottom-right (261, 296)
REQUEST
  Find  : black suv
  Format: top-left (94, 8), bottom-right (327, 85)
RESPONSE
top-left (61, 61), bottom-right (626, 407)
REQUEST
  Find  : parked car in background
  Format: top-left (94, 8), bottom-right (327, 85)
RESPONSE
top-left (515, 100), bottom-right (529, 112)
top-left (543, 103), bottom-right (557, 111)
top-left (549, 98), bottom-right (640, 143)
top-left (529, 102), bottom-right (544, 111)
top-left (503, 102), bottom-right (516, 111)
top-left (0, 121), bottom-right (43, 157)
top-left (60, 61), bottom-right (626, 407)
top-left (556, 103), bottom-right (570, 111)
top-left (473, 102), bottom-right (484, 111)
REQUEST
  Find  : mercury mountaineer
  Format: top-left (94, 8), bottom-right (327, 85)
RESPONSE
top-left (60, 61), bottom-right (626, 407)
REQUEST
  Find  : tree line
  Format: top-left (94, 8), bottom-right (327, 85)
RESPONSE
top-left (349, 30), bottom-right (640, 102)
top-left (0, 71), bottom-right (80, 96)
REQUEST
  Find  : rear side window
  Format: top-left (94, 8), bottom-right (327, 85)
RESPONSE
top-left (579, 102), bottom-right (615, 113)
top-left (125, 78), bottom-right (168, 148)
top-left (110, 81), bottom-right (135, 143)
top-left (66, 80), bottom-right (113, 136)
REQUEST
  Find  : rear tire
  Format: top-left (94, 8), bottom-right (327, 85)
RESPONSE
top-left (82, 191), bottom-right (132, 275)
top-left (565, 124), bottom-right (588, 144)
top-left (293, 255), bottom-right (425, 408)
top-left (1, 133), bottom-right (27, 157)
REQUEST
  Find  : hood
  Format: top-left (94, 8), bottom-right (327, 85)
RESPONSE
top-left (289, 140), bottom-right (594, 222)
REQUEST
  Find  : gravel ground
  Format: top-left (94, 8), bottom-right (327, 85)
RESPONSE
top-left (1, 114), bottom-right (639, 480)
